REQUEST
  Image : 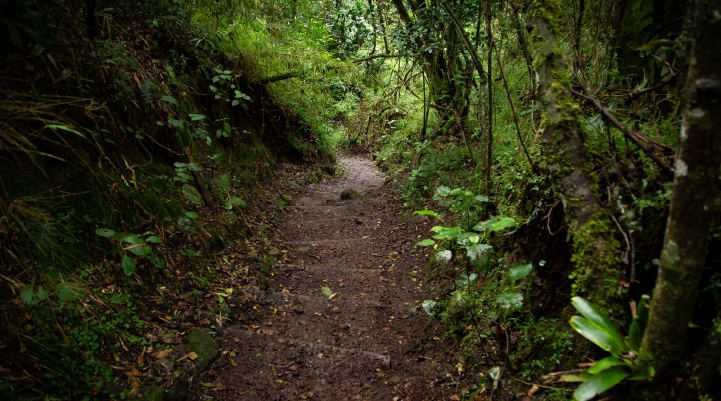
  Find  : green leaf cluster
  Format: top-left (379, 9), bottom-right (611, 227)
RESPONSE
top-left (564, 296), bottom-right (654, 401)
top-left (95, 228), bottom-right (165, 276)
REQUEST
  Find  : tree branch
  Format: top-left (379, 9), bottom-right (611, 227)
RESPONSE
top-left (352, 53), bottom-right (401, 63)
top-left (570, 82), bottom-right (674, 176)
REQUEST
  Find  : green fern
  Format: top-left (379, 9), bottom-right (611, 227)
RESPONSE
top-left (214, 174), bottom-right (231, 195)
top-left (225, 196), bottom-right (246, 210)
top-left (140, 79), bottom-right (154, 108)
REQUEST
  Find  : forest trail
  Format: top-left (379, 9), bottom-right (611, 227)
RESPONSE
top-left (188, 157), bottom-right (456, 400)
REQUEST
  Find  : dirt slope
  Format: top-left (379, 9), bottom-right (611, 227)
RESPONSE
top-left (187, 157), bottom-right (459, 400)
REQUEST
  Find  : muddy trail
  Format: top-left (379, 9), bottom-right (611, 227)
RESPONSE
top-left (188, 157), bottom-right (460, 400)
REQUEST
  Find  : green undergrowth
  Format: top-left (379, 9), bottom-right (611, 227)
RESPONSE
top-left (0, 1), bottom-right (345, 399)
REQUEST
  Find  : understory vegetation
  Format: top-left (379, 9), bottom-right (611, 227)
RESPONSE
top-left (2, 0), bottom-right (720, 400)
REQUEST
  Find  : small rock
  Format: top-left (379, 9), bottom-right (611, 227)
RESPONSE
top-left (340, 188), bottom-right (359, 200)
top-left (104, 382), bottom-right (125, 396)
top-left (186, 329), bottom-right (219, 371)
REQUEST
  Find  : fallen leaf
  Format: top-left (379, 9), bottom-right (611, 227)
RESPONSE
top-left (188, 352), bottom-right (198, 360)
top-left (450, 395), bottom-right (461, 401)
top-left (156, 349), bottom-right (171, 359)
top-left (131, 368), bottom-right (142, 376)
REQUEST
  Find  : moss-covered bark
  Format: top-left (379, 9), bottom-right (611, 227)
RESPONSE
top-left (631, 0), bottom-right (721, 398)
top-left (528, 0), bottom-right (624, 319)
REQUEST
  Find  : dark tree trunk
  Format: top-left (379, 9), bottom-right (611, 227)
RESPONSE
top-left (632, 0), bottom-right (721, 398)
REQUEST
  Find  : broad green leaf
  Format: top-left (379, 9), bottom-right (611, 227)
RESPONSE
top-left (120, 255), bottom-right (136, 276)
top-left (628, 294), bottom-right (651, 351)
top-left (587, 357), bottom-right (629, 374)
top-left (508, 263), bottom-right (533, 281)
top-left (414, 210), bottom-right (440, 219)
top-left (435, 186), bottom-right (451, 197)
top-left (168, 118), bottom-right (184, 128)
top-left (95, 228), bottom-right (116, 238)
top-left (231, 100), bottom-right (240, 106)
top-left (145, 236), bottom-right (162, 244)
top-left (20, 285), bottom-right (35, 305)
top-left (36, 286), bottom-right (50, 301)
top-left (495, 292), bottom-right (523, 309)
top-left (188, 113), bottom-right (206, 121)
top-left (182, 184), bottom-right (203, 205)
top-left (572, 297), bottom-right (628, 353)
top-left (449, 188), bottom-right (463, 196)
top-left (321, 286), bottom-right (333, 297)
top-left (122, 234), bottom-right (143, 245)
top-left (570, 316), bottom-right (622, 355)
top-left (563, 372), bottom-right (591, 382)
top-left (573, 366), bottom-right (631, 401)
top-left (435, 226), bottom-right (463, 239)
top-left (415, 239), bottom-right (435, 246)
top-left (429, 226), bottom-right (444, 232)
top-left (129, 245), bottom-right (151, 257)
top-left (489, 217), bottom-right (518, 231)
top-left (185, 212), bottom-right (199, 219)
top-left (466, 243), bottom-right (492, 260)
top-left (161, 95), bottom-right (178, 105)
top-left (56, 281), bottom-right (79, 301)
top-left (474, 195), bottom-right (489, 202)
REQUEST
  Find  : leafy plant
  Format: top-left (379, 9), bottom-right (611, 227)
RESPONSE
top-left (414, 186), bottom-right (517, 273)
top-left (95, 229), bottom-right (165, 276)
top-left (562, 296), bottom-right (654, 401)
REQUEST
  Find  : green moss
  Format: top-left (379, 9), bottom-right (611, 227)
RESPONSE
top-left (531, 0), bottom-right (562, 35)
top-left (568, 211), bottom-right (625, 324)
top-left (186, 329), bottom-right (219, 371)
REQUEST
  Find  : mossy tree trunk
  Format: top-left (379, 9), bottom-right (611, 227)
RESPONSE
top-left (528, 0), bottom-right (623, 318)
top-left (632, 0), bottom-right (721, 398)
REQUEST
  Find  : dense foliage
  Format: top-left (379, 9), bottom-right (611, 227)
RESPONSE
top-left (1, 0), bottom-right (719, 400)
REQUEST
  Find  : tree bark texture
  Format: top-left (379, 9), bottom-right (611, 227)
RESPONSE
top-left (529, 0), bottom-right (624, 318)
top-left (634, 0), bottom-right (721, 398)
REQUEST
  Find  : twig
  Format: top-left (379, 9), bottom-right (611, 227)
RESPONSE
top-left (495, 52), bottom-right (539, 175)
top-left (628, 77), bottom-right (677, 100)
top-left (510, 375), bottom-right (573, 391)
top-left (570, 82), bottom-right (674, 176)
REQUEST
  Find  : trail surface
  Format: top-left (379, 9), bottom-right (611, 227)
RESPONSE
top-left (188, 157), bottom-right (456, 400)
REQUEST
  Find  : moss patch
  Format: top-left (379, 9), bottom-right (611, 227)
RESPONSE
top-left (186, 329), bottom-right (219, 371)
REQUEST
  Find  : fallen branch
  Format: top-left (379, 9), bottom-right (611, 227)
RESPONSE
top-left (259, 71), bottom-right (301, 84)
top-left (570, 82), bottom-right (674, 176)
top-left (352, 53), bottom-right (401, 63)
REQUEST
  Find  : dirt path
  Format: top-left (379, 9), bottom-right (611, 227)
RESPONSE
top-left (188, 156), bottom-right (457, 400)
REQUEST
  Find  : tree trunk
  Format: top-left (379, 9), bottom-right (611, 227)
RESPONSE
top-left (529, 0), bottom-right (624, 319)
top-left (632, 0), bottom-right (721, 398)
top-left (485, 0), bottom-right (493, 195)
top-left (572, 0), bottom-right (585, 74)
top-left (509, 10), bottom-right (535, 96)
